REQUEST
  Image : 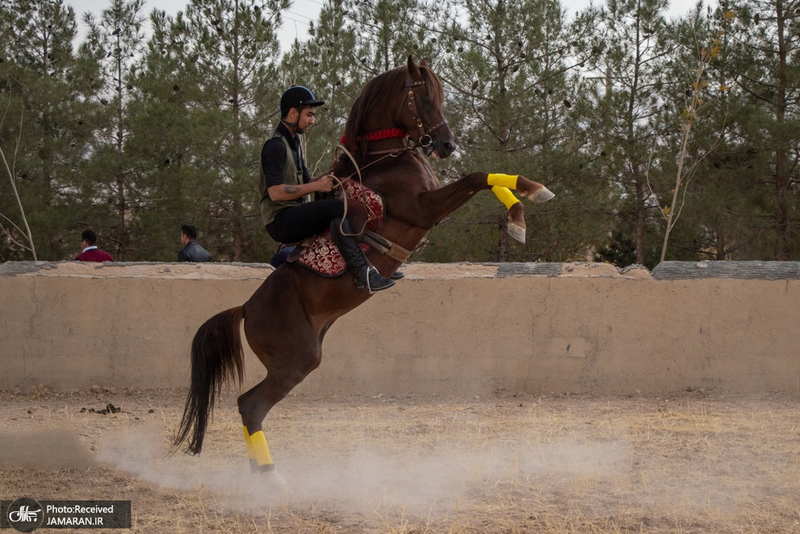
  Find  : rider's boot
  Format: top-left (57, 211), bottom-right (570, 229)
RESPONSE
top-left (330, 218), bottom-right (395, 293)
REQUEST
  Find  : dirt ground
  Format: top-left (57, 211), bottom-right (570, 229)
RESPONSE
top-left (1, 386), bottom-right (799, 533)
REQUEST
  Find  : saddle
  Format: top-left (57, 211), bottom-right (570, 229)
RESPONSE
top-left (287, 180), bottom-right (385, 277)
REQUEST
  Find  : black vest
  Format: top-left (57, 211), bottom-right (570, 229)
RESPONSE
top-left (259, 130), bottom-right (309, 226)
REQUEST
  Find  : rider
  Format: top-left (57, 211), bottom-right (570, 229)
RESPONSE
top-left (259, 85), bottom-right (395, 293)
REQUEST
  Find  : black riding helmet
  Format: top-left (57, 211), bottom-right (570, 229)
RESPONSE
top-left (279, 86), bottom-right (325, 117)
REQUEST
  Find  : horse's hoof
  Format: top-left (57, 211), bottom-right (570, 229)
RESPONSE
top-left (258, 469), bottom-right (288, 491)
top-left (528, 186), bottom-right (555, 203)
top-left (268, 470), bottom-right (288, 488)
top-left (250, 461), bottom-right (288, 488)
top-left (507, 222), bottom-right (526, 243)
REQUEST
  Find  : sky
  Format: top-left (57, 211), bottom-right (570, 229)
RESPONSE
top-left (66, 0), bottom-right (713, 51)
top-left (66, 0), bottom-right (325, 49)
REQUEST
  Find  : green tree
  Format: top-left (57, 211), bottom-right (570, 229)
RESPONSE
top-left (722, 0), bottom-right (800, 260)
top-left (78, 0), bottom-right (148, 259)
top-left (165, 0), bottom-right (286, 261)
top-left (584, 0), bottom-right (672, 267)
top-left (0, 0), bottom-right (94, 260)
top-left (343, 0), bottom-right (429, 75)
top-left (280, 0), bottom-right (362, 176)
top-left (423, 0), bottom-right (605, 262)
top-left (119, 8), bottom-right (203, 260)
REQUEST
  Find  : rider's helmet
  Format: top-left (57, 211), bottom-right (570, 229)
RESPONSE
top-left (279, 86), bottom-right (325, 117)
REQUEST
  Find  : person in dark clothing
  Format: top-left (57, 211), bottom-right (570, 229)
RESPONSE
top-left (269, 245), bottom-right (294, 268)
top-left (75, 229), bottom-right (113, 262)
top-left (259, 85), bottom-right (396, 293)
top-left (178, 224), bottom-right (211, 262)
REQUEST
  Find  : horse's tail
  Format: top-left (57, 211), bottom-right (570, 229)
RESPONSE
top-left (173, 306), bottom-right (244, 454)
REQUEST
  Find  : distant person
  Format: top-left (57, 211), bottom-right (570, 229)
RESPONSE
top-left (178, 224), bottom-right (211, 262)
top-left (75, 230), bottom-right (113, 262)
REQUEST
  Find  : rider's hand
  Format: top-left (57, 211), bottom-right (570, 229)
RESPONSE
top-left (313, 174), bottom-right (337, 193)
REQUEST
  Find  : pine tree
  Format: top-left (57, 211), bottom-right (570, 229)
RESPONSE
top-left (722, 0), bottom-right (800, 260)
top-left (164, 0), bottom-right (286, 261)
top-left (280, 0), bottom-right (362, 176)
top-left (0, 0), bottom-right (93, 260)
top-left (77, 0), bottom-right (148, 260)
top-left (342, 0), bottom-right (430, 75)
top-left (584, 0), bottom-right (671, 267)
top-left (422, 0), bottom-right (605, 262)
top-left (120, 9), bottom-right (203, 260)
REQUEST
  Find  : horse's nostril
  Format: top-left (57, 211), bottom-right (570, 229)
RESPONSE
top-left (443, 141), bottom-right (455, 155)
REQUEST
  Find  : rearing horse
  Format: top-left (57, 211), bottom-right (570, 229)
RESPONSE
top-left (174, 57), bottom-right (554, 475)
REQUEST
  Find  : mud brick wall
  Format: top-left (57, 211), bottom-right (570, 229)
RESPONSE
top-left (1, 261), bottom-right (798, 395)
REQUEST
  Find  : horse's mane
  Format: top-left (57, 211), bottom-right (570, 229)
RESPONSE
top-left (333, 62), bottom-right (444, 175)
top-left (342, 66), bottom-right (406, 152)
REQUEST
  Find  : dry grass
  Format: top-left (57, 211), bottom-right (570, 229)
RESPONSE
top-left (1, 388), bottom-right (799, 533)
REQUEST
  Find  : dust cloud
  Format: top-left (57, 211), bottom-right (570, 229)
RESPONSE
top-left (0, 431), bottom-right (95, 470)
top-left (95, 421), bottom-right (631, 517)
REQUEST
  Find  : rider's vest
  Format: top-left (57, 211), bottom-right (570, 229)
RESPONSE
top-left (259, 130), bottom-right (310, 226)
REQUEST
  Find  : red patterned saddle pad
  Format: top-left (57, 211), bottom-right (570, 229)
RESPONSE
top-left (295, 180), bottom-right (385, 277)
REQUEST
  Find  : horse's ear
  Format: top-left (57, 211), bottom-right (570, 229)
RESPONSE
top-left (407, 55), bottom-right (420, 77)
top-left (420, 58), bottom-right (430, 68)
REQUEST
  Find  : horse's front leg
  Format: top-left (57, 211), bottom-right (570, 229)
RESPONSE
top-left (487, 174), bottom-right (554, 243)
top-left (415, 172), bottom-right (554, 242)
top-left (491, 186), bottom-right (527, 243)
top-left (488, 173), bottom-right (555, 204)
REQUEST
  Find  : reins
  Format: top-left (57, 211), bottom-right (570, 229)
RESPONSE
top-left (331, 142), bottom-right (405, 238)
top-left (328, 142), bottom-right (421, 264)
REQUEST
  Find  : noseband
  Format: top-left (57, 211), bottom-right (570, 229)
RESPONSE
top-left (402, 71), bottom-right (448, 152)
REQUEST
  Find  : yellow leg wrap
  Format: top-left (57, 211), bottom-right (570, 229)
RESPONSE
top-left (243, 426), bottom-right (256, 459)
top-left (243, 426), bottom-right (274, 466)
top-left (492, 186), bottom-right (521, 210)
top-left (487, 173), bottom-right (519, 189)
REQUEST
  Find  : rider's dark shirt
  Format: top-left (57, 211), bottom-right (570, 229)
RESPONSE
top-left (260, 122), bottom-right (311, 191)
top-left (260, 122), bottom-right (345, 244)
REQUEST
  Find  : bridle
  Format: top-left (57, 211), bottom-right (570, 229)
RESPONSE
top-left (400, 70), bottom-right (448, 154)
top-left (342, 68), bottom-right (448, 156)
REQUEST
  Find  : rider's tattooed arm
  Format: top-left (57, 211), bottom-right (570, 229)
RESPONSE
top-left (267, 178), bottom-right (333, 202)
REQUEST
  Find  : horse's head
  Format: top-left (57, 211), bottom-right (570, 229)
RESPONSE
top-left (400, 56), bottom-right (455, 159)
top-left (342, 56), bottom-right (456, 160)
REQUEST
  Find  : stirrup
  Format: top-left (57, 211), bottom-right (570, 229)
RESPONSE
top-left (355, 266), bottom-right (395, 294)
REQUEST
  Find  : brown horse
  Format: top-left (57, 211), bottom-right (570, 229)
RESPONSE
top-left (174, 56), bottom-right (553, 475)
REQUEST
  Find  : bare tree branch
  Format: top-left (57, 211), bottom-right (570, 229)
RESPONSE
top-left (0, 101), bottom-right (37, 260)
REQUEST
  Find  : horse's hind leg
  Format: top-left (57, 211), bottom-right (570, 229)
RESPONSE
top-left (237, 352), bottom-right (319, 473)
top-left (237, 275), bottom-right (323, 474)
